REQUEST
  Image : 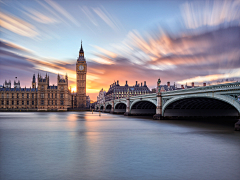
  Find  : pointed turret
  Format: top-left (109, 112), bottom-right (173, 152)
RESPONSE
top-left (79, 40), bottom-right (84, 58)
top-left (32, 74), bottom-right (36, 83)
top-left (80, 40), bottom-right (84, 53)
top-left (32, 74), bottom-right (36, 88)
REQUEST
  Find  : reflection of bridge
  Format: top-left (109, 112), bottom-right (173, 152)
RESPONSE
top-left (96, 82), bottom-right (240, 119)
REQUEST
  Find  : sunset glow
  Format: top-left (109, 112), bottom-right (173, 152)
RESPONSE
top-left (1, 0), bottom-right (240, 101)
top-left (70, 86), bottom-right (76, 93)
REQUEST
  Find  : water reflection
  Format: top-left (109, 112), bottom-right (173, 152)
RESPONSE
top-left (0, 112), bottom-right (240, 180)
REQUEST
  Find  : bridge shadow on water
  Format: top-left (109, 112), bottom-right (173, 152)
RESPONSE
top-left (120, 114), bottom-right (239, 131)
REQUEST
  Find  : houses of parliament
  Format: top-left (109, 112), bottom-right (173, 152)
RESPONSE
top-left (0, 42), bottom-right (88, 111)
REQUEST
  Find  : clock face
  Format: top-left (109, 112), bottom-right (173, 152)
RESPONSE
top-left (79, 65), bottom-right (84, 71)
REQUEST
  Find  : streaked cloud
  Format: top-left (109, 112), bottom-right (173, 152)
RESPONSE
top-left (93, 7), bottom-right (120, 32)
top-left (0, 0), bottom-right (7, 5)
top-left (0, 39), bottom-right (34, 55)
top-left (181, 0), bottom-right (240, 29)
top-left (92, 45), bottom-right (117, 58)
top-left (37, 0), bottom-right (69, 26)
top-left (1, 0), bottom-right (240, 100)
top-left (22, 7), bottom-right (59, 24)
top-left (89, 56), bottom-right (115, 65)
top-left (80, 6), bottom-right (98, 26)
top-left (46, 0), bottom-right (80, 26)
top-left (177, 68), bottom-right (240, 84)
top-left (0, 11), bottom-right (39, 38)
top-left (91, 25), bottom-right (240, 87)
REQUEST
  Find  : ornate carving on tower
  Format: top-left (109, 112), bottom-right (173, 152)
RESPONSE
top-left (76, 41), bottom-right (87, 108)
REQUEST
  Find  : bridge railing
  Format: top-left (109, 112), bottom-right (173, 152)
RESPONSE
top-left (114, 93), bottom-right (157, 101)
top-left (102, 82), bottom-right (240, 105)
top-left (162, 82), bottom-right (240, 96)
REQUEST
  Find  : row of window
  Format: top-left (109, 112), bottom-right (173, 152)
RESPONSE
top-left (1, 107), bottom-right (33, 109)
top-left (41, 85), bottom-right (65, 90)
top-left (1, 93), bottom-right (35, 98)
top-left (40, 93), bottom-right (64, 98)
top-left (1, 100), bottom-right (65, 106)
top-left (41, 100), bottom-right (64, 105)
top-left (1, 93), bottom-right (65, 99)
top-left (2, 101), bottom-right (34, 105)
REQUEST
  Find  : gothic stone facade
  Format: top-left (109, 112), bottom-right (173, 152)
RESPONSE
top-left (0, 74), bottom-right (70, 111)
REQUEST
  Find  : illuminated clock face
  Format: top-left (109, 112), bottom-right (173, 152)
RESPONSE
top-left (79, 65), bottom-right (84, 71)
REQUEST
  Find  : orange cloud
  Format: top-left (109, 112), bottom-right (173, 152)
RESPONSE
top-left (177, 68), bottom-right (240, 84)
top-left (92, 45), bottom-right (117, 58)
top-left (0, 11), bottom-right (38, 38)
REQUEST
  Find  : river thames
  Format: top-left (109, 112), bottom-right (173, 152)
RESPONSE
top-left (0, 112), bottom-right (240, 180)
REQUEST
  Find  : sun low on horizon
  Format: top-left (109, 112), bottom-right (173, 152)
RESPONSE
top-left (1, 0), bottom-right (240, 101)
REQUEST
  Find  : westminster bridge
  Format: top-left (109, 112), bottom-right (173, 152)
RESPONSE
top-left (95, 82), bottom-right (240, 120)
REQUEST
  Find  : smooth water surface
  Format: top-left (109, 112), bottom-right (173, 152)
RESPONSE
top-left (0, 112), bottom-right (240, 180)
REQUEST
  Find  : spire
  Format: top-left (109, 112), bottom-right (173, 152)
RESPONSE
top-left (32, 74), bottom-right (35, 83)
top-left (78, 40), bottom-right (85, 61)
top-left (79, 40), bottom-right (84, 53)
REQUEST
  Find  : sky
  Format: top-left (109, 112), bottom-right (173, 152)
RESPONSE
top-left (0, 0), bottom-right (240, 101)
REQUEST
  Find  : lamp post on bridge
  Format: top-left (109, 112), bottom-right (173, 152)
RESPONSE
top-left (153, 78), bottom-right (163, 120)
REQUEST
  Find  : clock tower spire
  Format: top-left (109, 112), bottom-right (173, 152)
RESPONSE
top-left (76, 41), bottom-right (87, 108)
top-left (79, 40), bottom-right (84, 57)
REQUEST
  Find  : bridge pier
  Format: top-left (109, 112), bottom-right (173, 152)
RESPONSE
top-left (153, 79), bottom-right (163, 120)
top-left (103, 103), bottom-right (106, 112)
top-left (153, 92), bottom-right (163, 120)
top-left (110, 100), bottom-right (115, 114)
top-left (124, 98), bottom-right (131, 116)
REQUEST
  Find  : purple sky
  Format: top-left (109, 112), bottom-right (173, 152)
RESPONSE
top-left (0, 0), bottom-right (240, 100)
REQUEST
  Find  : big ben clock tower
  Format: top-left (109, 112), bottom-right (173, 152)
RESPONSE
top-left (76, 41), bottom-right (87, 108)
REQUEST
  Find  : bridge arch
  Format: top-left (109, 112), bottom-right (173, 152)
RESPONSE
top-left (106, 104), bottom-right (112, 109)
top-left (162, 95), bottom-right (240, 117)
top-left (130, 99), bottom-right (157, 109)
top-left (114, 102), bottom-right (126, 113)
top-left (130, 100), bottom-right (156, 115)
top-left (105, 104), bottom-right (112, 112)
top-left (114, 102), bottom-right (127, 109)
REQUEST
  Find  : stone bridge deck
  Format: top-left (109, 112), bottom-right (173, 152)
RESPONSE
top-left (96, 82), bottom-right (240, 119)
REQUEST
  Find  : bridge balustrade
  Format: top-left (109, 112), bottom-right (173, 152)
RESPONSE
top-left (98, 82), bottom-right (240, 120)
